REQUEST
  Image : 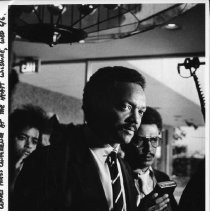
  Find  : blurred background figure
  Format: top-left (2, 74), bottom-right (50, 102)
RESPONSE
top-left (178, 158), bottom-right (205, 211)
top-left (122, 106), bottom-right (177, 211)
top-left (9, 104), bottom-right (47, 193)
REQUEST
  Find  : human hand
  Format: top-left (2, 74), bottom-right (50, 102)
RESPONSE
top-left (15, 150), bottom-right (31, 173)
top-left (140, 193), bottom-right (170, 211)
top-left (11, 151), bottom-right (30, 192)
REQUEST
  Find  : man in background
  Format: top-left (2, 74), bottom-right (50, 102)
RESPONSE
top-left (122, 106), bottom-right (177, 211)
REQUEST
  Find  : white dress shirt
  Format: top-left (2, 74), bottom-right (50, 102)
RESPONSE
top-left (133, 167), bottom-right (157, 206)
top-left (90, 145), bottom-right (127, 211)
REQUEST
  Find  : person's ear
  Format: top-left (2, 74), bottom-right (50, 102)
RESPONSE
top-left (158, 131), bottom-right (162, 138)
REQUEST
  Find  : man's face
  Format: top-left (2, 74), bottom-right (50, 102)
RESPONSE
top-left (90, 82), bottom-right (146, 145)
top-left (15, 127), bottom-right (39, 159)
top-left (132, 124), bottom-right (160, 169)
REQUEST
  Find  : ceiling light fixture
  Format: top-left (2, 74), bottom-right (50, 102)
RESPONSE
top-left (162, 23), bottom-right (180, 30)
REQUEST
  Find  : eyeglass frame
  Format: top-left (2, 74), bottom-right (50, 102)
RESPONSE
top-left (131, 135), bottom-right (161, 148)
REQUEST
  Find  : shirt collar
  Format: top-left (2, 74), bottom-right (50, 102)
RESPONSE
top-left (90, 144), bottom-right (120, 163)
top-left (133, 166), bottom-right (154, 178)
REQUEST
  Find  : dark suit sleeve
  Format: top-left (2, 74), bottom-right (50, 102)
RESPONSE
top-left (12, 147), bottom-right (51, 211)
top-left (154, 170), bottom-right (178, 211)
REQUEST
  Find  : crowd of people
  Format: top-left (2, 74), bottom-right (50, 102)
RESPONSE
top-left (9, 66), bottom-right (205, 211)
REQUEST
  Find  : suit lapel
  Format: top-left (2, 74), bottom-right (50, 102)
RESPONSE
top-left (73, 143), bottom-right (109, 210)
top-left (118, 156), bottom-right (137, 211)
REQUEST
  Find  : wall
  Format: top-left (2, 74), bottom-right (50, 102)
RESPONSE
top-left (10, 82), bottom-right (83, 124)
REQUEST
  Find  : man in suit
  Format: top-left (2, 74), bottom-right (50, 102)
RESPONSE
top-left (13, 66), bottom-right (147, 211)
top-left (122, 107), bottom-right (177, 211)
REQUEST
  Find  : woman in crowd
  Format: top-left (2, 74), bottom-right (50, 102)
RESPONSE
top-left (9, 104), bottom-right (47, 193)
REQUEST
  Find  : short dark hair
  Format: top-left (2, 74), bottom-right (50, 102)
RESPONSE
top-left (82, 66), bottom-right (146, 122)
top-left (141, 106), bottom-right (162, 131)
top-left (9, 104), bottom-right (47, 139)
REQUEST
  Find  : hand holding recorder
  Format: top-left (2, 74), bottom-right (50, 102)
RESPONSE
top-left (139, 180), bottom-right (177, 211)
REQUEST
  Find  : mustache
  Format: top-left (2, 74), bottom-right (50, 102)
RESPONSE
top-left (120, 124), bottom-right (138, 132)
top-left (140, 152), bottom-right (155, 158)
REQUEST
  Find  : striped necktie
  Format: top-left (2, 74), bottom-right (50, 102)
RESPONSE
top-left (106, 151), bottom-right (124, 211)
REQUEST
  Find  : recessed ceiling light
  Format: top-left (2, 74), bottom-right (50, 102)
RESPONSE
top-left (162, 23), bottom-right (180, 30)
top-left (79, 40), bottom-right (85, 44)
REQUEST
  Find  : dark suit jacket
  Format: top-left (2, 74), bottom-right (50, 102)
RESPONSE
top-left (13, 123), bottom-right (138, 211)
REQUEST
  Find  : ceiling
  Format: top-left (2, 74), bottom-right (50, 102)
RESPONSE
top-left (12, 3), bottom-right (206, 127)
top-left (13, 4), bottom-right (205, 60)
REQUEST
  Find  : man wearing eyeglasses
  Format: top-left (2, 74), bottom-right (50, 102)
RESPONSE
top-left (122, 106), bottom-right (177, 211)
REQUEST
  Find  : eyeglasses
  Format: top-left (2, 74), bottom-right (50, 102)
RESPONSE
top-left (132, 136), bottom-right (160, 148)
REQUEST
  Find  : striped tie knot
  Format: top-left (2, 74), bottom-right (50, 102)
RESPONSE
top-left (107, 151), bottom-right (117, 166)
